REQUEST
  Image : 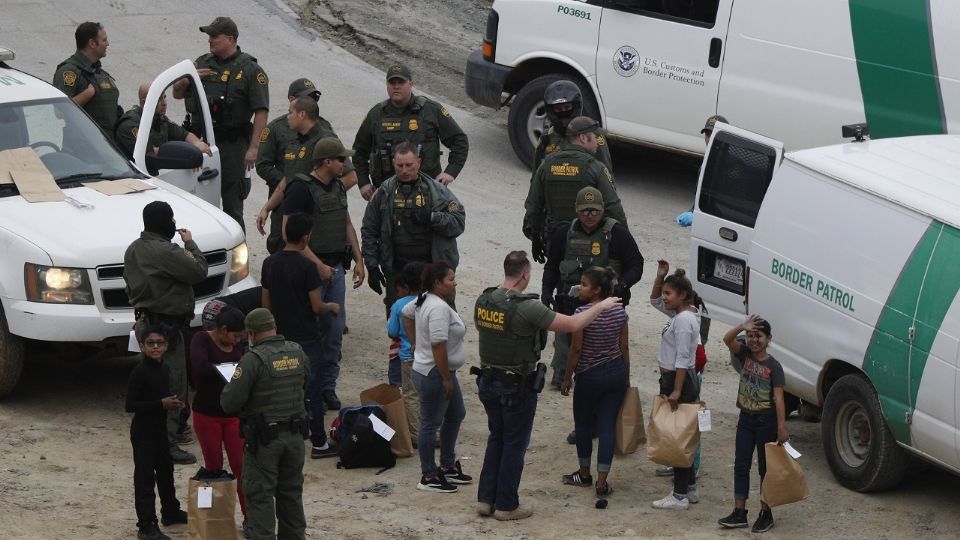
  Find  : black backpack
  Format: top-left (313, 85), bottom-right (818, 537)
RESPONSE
top-left (334, 405), bottom-right (396, 472)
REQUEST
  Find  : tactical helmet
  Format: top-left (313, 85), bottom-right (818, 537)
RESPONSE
top-left (544, 80), bottom-right (582, 133)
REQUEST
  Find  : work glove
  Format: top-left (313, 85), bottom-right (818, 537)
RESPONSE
top-left (532, 237), bottom-right (546, 264)
top-left (613, 283), bottom-right (632, 306)
top-left (367, 266), bottom-right (386, 295)
top-left (540, 293), bottom-right (553, 309)
top-left (411, 208), bottom-right (432, 225)
top-left (675, 211), bottom-right (694, 227)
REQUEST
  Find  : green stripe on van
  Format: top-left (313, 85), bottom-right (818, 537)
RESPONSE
top-left (849, 0), bottom-right (945, 138)
top-left (864, 222), bottom-right (960, 443)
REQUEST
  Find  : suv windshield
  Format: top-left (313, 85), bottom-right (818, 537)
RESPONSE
top-left (0, 97), bottom-right (136, 182)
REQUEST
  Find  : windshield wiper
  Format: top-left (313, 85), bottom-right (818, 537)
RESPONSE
top-left (55, 172), bottom-right (104, 183)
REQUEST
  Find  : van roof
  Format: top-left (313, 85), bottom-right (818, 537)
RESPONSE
top-left (788, 135), bottom-right (960, 230)
top-left (0, 65), bottom-right (65, 103)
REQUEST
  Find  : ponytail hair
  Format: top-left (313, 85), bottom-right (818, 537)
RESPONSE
top-left (416, 262), bottom-right (453, 307)
top-left (581, 266), bottom-right (617, 299)
top-left (663, 268), bottom-right (695, 306)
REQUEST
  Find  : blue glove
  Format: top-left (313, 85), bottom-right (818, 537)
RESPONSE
top-left (675, 211), bottom-right (694, 227)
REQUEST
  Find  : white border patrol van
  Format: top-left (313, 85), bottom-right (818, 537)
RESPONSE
top-left (691, 121), bottom-right (960, 491)
top-left (0, 49), bottom-right (255, 397)
top-left (465, 0), bottom-right (959, 167)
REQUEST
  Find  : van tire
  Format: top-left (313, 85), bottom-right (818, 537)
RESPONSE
top-left (507, 74), bottom-right (600, 169)
top-left (821, 374), bottom-right (907, 492)
top-left (0, 306), bottom-right (25, 398)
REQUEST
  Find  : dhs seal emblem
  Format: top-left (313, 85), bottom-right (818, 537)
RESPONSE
top-left (613, 46), bottom-right (640, 77)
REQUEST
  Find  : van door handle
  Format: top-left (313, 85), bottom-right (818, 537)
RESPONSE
top-left (719, 227), bottom-right (738, 241)
top-left (197, 168), bottom-right (219, 183)
top-left (708, 38), bottom-right (722, 68)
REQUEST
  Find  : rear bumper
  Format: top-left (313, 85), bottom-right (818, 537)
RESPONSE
top-left (464, 49), bottom-right (512, 109)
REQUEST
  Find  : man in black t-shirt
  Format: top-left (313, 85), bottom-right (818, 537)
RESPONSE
top-left (261, 213), bottom-right (340, 459)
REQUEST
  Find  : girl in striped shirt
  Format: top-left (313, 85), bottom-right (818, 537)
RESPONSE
top-left (560, 266), bottom-right (630, 497)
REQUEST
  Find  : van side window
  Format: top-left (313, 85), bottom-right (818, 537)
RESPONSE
top-left (698, 132), bottom-right (777, 227)
top-left (604, 0), bottom-right (720, 27)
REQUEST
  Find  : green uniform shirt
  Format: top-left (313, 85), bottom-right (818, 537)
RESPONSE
top-left (523, 144), bottom-right (627, 239)
top-left (220, 335), bottom-right (309, 421)
top-left (185, 48), bottom-right (269, 132)
top-left (490, 287), bottom-right (556, 334)
top-left (53, 51), bottom-right (120, 134)
top-left (533, 128), bottom-right (614, 172)
top-left (114, 105), bottom-right (189, 159)
top-left (352, 95), bottom-right (468, 188)
top-left (255, 117), bottom-right (354, 191)
top-left (123, 231), bottom-right (209, 316)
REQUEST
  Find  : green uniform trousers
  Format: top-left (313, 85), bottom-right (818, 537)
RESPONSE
top-left (219, 136), bottom-right (249, 231)
top-left (243, 431), bottom-right (306, 540)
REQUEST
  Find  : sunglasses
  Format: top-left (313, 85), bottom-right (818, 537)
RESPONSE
top-left (143, 340), bottom-right (167, 348)
top-left (577, 208), bottom-right (601, 217)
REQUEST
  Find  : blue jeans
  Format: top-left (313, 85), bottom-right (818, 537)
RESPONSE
top-left (477, 377), bottom-right (538, 512)
top-left (297, 338), bottom-right (326, 447)
top-left (412, 367), bottom-right (465, 477)
top-left (318, 264), bottom-right (346, 392)
top-left (734, 411), bottom-right (778, 500)
top-left (573, 359), bottom-right (627, 473)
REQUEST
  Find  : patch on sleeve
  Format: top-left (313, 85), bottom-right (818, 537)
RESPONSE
top-left (259, 127), bottom-right (270, 143)
top-left (62, 71), bottom-right (77, 87)
top-left (184, 249), bottom-right (195, 260)
top-left (604, 167), bottom-right (614, 183)
top-left (131, 127), bottom-right (139, 138)
top-left (596, 134), bottom-right (607, 146)
top-left (447, 201), bottom-right (459, 212)
top-left (232, 366), bottom-right (242, 380)
top-left (256, 72), bottom-right (268, 86)
top-left (440, 107), bottom-right (451, 118)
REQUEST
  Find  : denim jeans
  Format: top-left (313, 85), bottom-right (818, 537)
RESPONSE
top-left (573, 359), bottom-right (627, 473)
top-left (296, 338), bottom-right (326, 447)
top-left (318, 264), bottom-right (346, 392)
top-left (477, 377), bottom-right (538, 512)
top-left (412, 367), bottom-right (465, 477)
top-left (733, 410), bottom-right (778, 500)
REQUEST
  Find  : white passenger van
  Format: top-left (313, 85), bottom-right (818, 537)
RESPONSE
top-left (0, 49), bottom-right (255, 397)
top-left (465, 0), bottom-right (959, 166)
top-left (691, 121), bottom-right (960, 491)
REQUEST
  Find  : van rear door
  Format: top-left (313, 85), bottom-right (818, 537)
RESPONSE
top-left (690, 123), bottom-right (783, 324)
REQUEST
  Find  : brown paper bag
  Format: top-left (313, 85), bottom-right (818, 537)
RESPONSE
top-left (761, 443), bottom-right (810, 507)
top-left (360, 383), bottom-right (414, 458)
top-left (615, 386), bottom-right (646, 455)
top-left (187, 477), bottom-right (237, 540)
top-left (646, 395), bottom-right (702, 467)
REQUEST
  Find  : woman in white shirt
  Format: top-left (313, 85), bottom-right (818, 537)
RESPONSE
top-left (402, 262), bottom-right (471, 493)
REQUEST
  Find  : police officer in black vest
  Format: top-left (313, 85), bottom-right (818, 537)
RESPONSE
top-left (543, 187), bottom-right (644, 393)
top-left (473, 250), bottom-right (622, 521)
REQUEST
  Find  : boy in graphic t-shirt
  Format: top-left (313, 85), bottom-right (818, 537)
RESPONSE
top-left (718, 315), bottom-right (789, 534)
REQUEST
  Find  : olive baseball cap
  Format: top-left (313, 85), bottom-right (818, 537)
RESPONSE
top-left (288, 78), bottom-right (321, 100)
top-left (575, 186), bottom-right (604, 212)
top-left (701, 114), bottom-right (729, 134)
top-left (245, 308), bottom-right (275, 333)
top-left (200, 17), bottom-right (239, 38)
top-left (313, 137), bottom-right (355, 160)
top-left (385, 64), bottom-right (412, 81)
top-left (567, 116), bottom-right (606, 137)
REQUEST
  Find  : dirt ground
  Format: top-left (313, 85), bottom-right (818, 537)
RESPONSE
top-left (2, 1), bottom-right (960, 539)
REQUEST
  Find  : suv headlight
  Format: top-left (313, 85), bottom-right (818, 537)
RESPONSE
top-left (24, 263), bottom-right (94, 304)
top-left (228, 242), bottom-right (249, 285)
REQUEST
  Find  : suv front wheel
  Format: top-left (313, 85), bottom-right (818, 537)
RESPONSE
top-left (0, 305), bottom-right (25, 398)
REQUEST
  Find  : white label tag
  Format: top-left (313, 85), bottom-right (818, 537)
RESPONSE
top-left (127, 330), bottom-right (140, 353)
top-left (368, 413), bottom-right (395, 442)
top-left (698, 409), bottom-right (712, 432)
top-left (783, 441), bottom-right (802, 459)
top-left (197, 486), bottom-right (213, 509)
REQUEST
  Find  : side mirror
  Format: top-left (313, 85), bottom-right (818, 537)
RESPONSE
top-left (145, 141), bottom-right (203, 175)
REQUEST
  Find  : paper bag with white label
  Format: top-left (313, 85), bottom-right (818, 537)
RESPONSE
top-left (187, 475), bottom-right (236, 540)
top-left (359, 383), bottom-right (413, 458)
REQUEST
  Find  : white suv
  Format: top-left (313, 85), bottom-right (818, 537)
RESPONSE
top-left (0, 48), bottom-right (255, 396)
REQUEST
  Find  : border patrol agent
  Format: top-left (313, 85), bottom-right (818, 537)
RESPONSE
top-left (523, 116), bottom-right (627, 263)
top-left (124, 201), bottom-right (209, 465)
top-left (174, 16), bottom-right (269, 231)
top-left (353, 64), bottom-right (469, 201)
top-left (473, 250), bottom-right (623, 521)
top-left (221, 308), bottom-right (309, 540)
top-left (115, 82), bottom-right (211, 160)
top-left (256, 79), bottom-right (359, 254)
top-left (532, 80), bottom-right (613, 173)
top-left (361, 141), bottom-right (466, 312)
top-left (53, 21), bottom-right (120, 135)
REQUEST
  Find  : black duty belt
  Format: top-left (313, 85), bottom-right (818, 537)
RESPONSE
top-left (471, 365), bottom-right (525, 386)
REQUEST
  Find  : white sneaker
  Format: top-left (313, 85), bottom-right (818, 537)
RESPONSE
top-left (651, 492), bottom-right (690, 510)
top-left (655, 465), bottom-right (674, 477)
top-left (686, 485), bottom-right (699, 504)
